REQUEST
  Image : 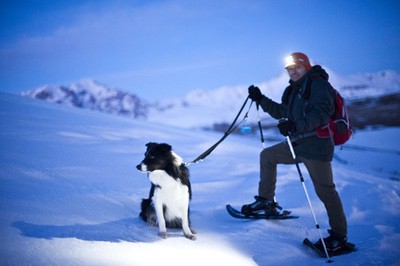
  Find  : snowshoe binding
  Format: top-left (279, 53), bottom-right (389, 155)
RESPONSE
top-left (241, 196), bottom-right (281, 216)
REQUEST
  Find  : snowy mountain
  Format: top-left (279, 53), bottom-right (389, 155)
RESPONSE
top-left (22, 69), bottom-right (400, 129)
top-left (1, 92), bottom-right (399, 265)
top-left (22, 79), bottom-right (148, 119)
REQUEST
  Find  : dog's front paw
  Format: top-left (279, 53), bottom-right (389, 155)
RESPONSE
top-left (185, 234), bottom-right (196, 241)
top-left (159, 231), bottom-right (167, 239)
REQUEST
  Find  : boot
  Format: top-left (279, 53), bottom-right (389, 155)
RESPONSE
top-left (315, 229), bottom-right (348, 253)
top-left (241, 196), bottom-right (280, 216)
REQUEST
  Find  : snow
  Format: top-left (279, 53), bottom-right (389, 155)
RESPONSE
top-left (1, 92), bottom-right (400, 265)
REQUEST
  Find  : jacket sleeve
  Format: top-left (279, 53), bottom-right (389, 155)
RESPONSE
top-left (258, 96), bottom-right (287, 120)
top-left (258, 85), bottom-right (292, 120)
top-left (295, 79), bottom-right (334, 132)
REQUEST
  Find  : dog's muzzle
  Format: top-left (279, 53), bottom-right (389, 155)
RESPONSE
top-left (136, 163), bottom-right (147, 172)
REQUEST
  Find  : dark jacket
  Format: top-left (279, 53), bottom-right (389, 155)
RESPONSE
top-left (259, 65), bottom-right (335, 161)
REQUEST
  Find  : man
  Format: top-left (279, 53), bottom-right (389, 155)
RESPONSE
top-left (244, 52), bottom-right (349, 252)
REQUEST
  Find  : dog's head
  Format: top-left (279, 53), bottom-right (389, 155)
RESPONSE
top-left (136, 142), bottom-right (183, 172)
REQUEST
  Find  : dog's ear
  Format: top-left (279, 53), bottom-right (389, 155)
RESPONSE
top-left (159, 143), bottom-right (183, 166)
top-left (145, 142), bottom-right (158, 151)
top-left (145, 142), bottom-right (158, 156)
top-left (145, 142), bottom-right (158, 148)
top-left (159, 143), bottom-right (172, 151)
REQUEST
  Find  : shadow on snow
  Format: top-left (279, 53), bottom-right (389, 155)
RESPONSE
top-left (11, 217), bottom-right (164, 243)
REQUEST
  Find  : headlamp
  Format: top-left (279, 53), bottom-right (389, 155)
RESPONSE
top-left (285, 55), bottom-right (295, 68)
top-left (284, 53), bottom-right (310, 69)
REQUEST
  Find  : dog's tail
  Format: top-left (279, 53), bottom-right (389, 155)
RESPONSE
top-left (139, 184), bottom-right (155, 223)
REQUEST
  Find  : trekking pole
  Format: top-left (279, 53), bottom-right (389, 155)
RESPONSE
top-left (285, 134), bottom-right (332, 262)
top-left (256, 104), bottom-right (266, 148)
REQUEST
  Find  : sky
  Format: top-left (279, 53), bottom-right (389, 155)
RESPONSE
top-left (1, 0), bottom-right (400, 100)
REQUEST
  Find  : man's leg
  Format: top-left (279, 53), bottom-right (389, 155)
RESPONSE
top-left (259, 141), bottom-right (295, 200)
top-left (302, 158), bottom-right (348, 238)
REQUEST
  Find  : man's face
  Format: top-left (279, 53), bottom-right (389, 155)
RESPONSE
top-left (286, 65), bottom-right (308, 82)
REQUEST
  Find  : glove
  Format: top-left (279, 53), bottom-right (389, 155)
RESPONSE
top-left (248, 85), bottom-right (263, 103)
top-left (278, 119), bottom-right (295, 136)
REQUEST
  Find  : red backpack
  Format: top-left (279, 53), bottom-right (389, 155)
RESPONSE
top-left (316, 88), bottom-right (352, 145)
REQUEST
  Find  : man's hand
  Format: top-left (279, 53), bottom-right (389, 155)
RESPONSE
top-left (278, 119), bottom-right (295, 136)
top-left (248, 85), bottom-right (263, 103)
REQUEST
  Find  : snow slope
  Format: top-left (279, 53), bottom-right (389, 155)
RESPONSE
top-left (1, 93), bottom-right (399, 265)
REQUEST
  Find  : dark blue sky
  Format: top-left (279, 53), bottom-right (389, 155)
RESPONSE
top-left (1, 0), bottom-right (399, 100)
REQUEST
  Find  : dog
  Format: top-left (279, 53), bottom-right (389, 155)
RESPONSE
top-left (136, 142), bottom-right (196, 240)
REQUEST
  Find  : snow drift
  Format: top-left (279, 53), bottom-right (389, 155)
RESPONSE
top-left (1, 92), bottom-right (399, 265)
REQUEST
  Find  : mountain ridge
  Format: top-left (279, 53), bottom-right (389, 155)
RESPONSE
top-left (22, 79), bottom-right (148, 119)
top-left (22, 69), bottom-right (400, 129)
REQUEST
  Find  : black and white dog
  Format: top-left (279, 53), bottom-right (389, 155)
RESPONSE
top-left (136, 142), bottom-right (196, 240)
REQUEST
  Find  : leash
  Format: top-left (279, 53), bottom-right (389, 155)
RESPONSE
top-left (186, 96), bottom-right (253, 166)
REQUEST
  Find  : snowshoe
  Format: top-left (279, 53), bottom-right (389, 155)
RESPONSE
top-left (226, 204), bottom-right (298, 220)
top-left (304, 230), bottom-right (356, 257)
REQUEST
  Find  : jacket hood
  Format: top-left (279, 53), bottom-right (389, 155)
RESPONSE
top-left (310, 65), bottom-right (329, 81)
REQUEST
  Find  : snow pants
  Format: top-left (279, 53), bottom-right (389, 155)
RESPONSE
top-left (258, 141), bottom-right (348, 238)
